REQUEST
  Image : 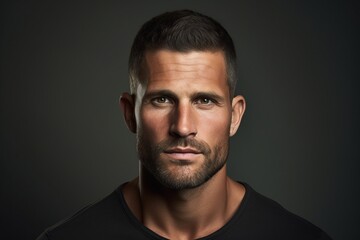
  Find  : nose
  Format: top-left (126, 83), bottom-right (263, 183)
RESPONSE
top-left (169, 102), bottom-right (197, 138)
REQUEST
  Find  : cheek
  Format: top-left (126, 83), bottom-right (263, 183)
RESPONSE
top-left (198, 112), bottom-right (231, 142)
top-left (139, 110), bottom-right (170, 142)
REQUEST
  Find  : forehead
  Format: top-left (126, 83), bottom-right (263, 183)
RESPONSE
top-left (142, 50), bottom-right (227, 90)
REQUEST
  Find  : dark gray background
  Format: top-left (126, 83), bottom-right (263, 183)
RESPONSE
top-left (1, 0), bottom-right (359, 239)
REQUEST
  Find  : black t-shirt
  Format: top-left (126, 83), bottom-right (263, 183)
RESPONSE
top-left (36, 183), bottom-right (332, 239)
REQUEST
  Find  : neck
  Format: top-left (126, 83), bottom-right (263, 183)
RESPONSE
top-left (122, 164), bottom-right (245, 240)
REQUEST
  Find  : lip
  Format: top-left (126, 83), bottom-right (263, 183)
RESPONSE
top-left (163, 147), bottom-right (201, 161)
top-left (164, 147), bottom-right (201, 154)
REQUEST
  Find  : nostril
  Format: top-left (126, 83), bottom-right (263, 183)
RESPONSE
top-left (169, 127), bottom-right (197, 138)
top-left (169, 121), bottom-right (197, 138)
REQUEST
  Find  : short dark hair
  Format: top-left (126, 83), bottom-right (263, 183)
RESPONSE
top-left (128, 9), bottom-right (237, 96)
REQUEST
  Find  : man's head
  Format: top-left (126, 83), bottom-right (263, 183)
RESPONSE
top-left (128, 9), bottom-right (237, 97)
top-left (121, 10), bottom-right (245, 190)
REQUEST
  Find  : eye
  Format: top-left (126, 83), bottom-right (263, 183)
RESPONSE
top-left (155, 97), bottom-right (168, 103)
top-left (151, 96), bottom-right (172, 106)
top-left (195, 97), bottom-right (214, 105)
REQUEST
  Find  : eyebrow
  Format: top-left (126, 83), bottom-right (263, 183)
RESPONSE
top-left (191, 92), bottom-right (225, 103)
top-left (143, 90), bottom-right (226, 103)
top-left (143, 90), bottom-right (177, 102)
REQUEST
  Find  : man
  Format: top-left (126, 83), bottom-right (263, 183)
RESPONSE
top-left (37, 10), bottom-right (331, 240)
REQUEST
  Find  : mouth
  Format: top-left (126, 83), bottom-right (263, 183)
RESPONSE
top-left (164, 147), bottom-right (201, 154)
top-left (163, 147), bottom-right (202, 161)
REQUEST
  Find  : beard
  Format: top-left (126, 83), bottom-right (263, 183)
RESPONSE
top-left (137, 133), bottom-right (229, 190)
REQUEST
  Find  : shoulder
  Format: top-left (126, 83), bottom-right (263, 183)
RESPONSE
top-left (230, 183), bottom-right (332, 239)
top-left (37, 185), bottom-right (137, 240)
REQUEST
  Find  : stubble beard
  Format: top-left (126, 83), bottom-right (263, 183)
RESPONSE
top-left (137, 133), bottom-right (229, 190)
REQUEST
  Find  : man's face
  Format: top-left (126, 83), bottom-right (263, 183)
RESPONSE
top-left (133, 50), bottom-right (240, 190)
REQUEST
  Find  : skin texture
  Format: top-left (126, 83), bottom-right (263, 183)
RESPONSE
top-left (120, 50), bottom-right (246, 240)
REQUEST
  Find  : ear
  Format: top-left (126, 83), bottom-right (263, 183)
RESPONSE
top-left (119, 93), bottom-right (137, 133)
top-left (229, 95), bottom-right (246, 136)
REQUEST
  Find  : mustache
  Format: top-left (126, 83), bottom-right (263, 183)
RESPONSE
top-left (155, 138), bottom-right (211, 155)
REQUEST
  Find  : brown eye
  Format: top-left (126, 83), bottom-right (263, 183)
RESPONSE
top-left (151, 96), bottom-right (172, 106)
top-left (196, 97), bottom-right (214, 105)
top-left (156, 97), bottom-right (167, 103)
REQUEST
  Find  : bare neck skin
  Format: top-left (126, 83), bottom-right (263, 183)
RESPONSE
top-left (122, 164), bottom-right (245, 240)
